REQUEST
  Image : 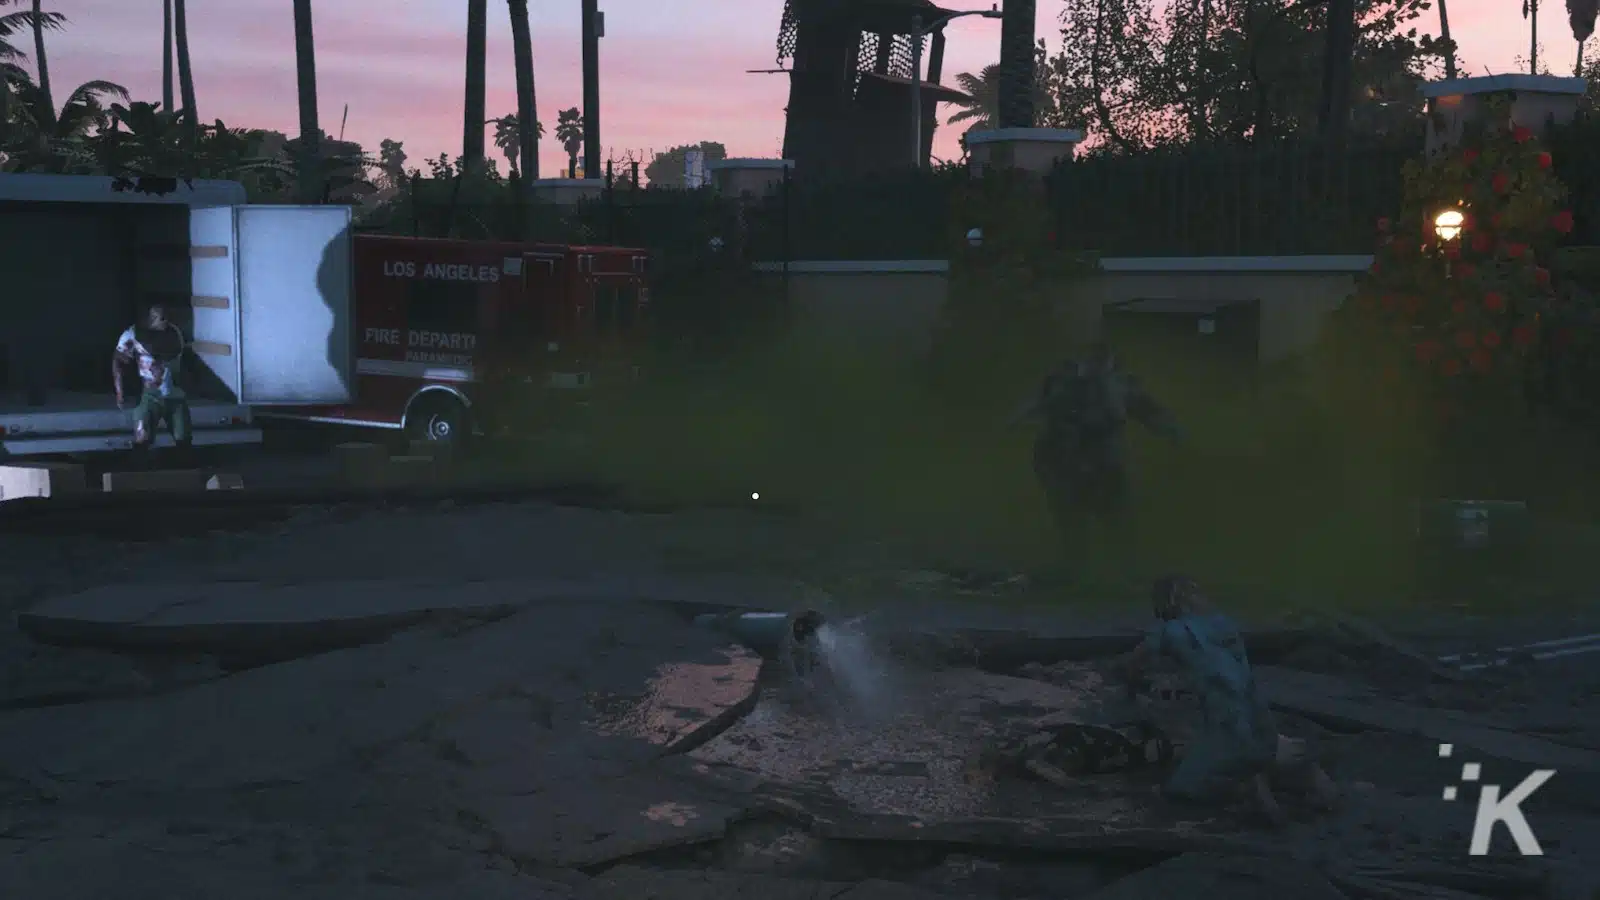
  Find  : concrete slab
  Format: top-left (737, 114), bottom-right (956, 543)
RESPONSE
top-left (0, 462), bottom-right (87, 500)
top-left (101, 468), bottom-right (204, 493)
top-left (1258, 665), bottom-right (1600, 772)
top-left (16, 578), bottom-right (539, 653)
top-left (1079, 853), bottom-right (1347, 900)
top-left (15, 574), bottom-right (793, 656)
top-left (583, 867), bottom-right (958, 900)
top-left (0, 595), bottom-right (762, 792)
top-left (480, 770), bottom-right (747, 868)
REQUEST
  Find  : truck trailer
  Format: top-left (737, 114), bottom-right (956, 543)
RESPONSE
top-left (0, 172), bottom-right (649, 457)
top-left (0, 173), bottom-right (355, 457)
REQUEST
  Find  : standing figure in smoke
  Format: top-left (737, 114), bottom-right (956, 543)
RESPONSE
top-left (1010, 342), bottom-right (1181, 549)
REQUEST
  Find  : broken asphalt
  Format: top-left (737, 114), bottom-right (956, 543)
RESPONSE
top-left (1, 499), bottom-right (1597, 899)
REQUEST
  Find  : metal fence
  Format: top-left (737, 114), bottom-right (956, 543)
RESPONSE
top-left (1049, 140), bottom-right (1415, 258)
top-left (354, 140), bottom-right (1429, 265)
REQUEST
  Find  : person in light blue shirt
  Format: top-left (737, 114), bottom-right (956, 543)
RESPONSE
top-left (1117, 575), bottom-right (1338, 824)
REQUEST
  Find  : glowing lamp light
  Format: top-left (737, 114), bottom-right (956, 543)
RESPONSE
top-left (966, 227), bottom-right (984, 248)
top-left (1434, 209), bottom-right (1465, 242)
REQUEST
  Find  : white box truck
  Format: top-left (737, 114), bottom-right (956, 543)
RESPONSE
top-left (0, 173), bottom-right (354, 456)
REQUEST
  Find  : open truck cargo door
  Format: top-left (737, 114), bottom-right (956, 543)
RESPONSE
top-left (190, 205), bottom-right (354, 406)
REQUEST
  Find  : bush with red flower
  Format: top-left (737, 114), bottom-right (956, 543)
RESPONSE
top-left (1339, 106), bottom-right (1573, 432)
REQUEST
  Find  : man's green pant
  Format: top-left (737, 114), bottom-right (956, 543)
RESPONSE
top-left (133, 391), bottom-right (192, 444)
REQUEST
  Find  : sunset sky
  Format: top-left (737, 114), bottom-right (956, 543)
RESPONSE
top-left (38, 0), bottom-right (1577, 178)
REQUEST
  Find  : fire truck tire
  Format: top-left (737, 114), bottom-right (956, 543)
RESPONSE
top-left (405, 393), bottom-right (471, 445)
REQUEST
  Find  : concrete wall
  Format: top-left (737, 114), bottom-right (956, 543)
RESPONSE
top-left (753, 261), bottom-right (950, 355)
top-left (754, 257), bottom-right (1368, 363)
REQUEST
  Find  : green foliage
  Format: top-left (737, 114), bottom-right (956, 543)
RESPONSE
top-left (1044, 0), bottom-right (1443, 149)
top-left (1336, 101), bottom-right (1570, 454)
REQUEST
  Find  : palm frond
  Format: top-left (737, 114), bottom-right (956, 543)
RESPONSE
top-left (63, 79), bottom-right (129, 108)
top-left (0, 10), bottom-right (66, 38)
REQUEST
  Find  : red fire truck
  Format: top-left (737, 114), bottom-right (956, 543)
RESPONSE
top-left (257, 234), bottom-right (650, 444)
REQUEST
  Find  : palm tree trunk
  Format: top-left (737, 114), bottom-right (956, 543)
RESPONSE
top-left (162, 0), bottom-right (175, 113)
top-left (30, 0), bottom-right (52, 125)
top-left (568, 151), bottom-right (577, 178)
top-left (0, 67), bottom-right (12, 157)
top-left (581, 0), bottom-right (599, 182)
top-left (462, 0), bottom-right (487, 170)
top-left (293, 0), bottom-right (321, 203)
top-left (173, 0), bottom-right (198, 147)
top-left (508, 0), bottom-right (539, 180)
top-left (997, 0), bottom-right (1036, 128)
top-left (1318, 0), bottom-right (1356, 141)
top-left (1437, 0), bottom-right (1457, 79)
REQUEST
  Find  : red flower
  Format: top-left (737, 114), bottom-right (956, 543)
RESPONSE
top-left (1415, 339), bottom-right (1442, 362)
top-left (1482, 291), bottom-right (1506, 311)
top-left (1469, 348), bottom-right (1494, 371)
top-left (1458, 262), bottom-right (1477, 278)
top-left (1551, 210), bottom-right (1575, 233)
top-left (1455, 330), bottom-right (1477, 349)
top-left (1504, 242), bottom-right (1527, 259)
top-left (1512, 125), bottom-right (1535, 143)
top-left (1491, 213), bottom-right (1506, 228)
top-left (1380, 294), bottom-right (1397, 309)
top-left (1534, 267), bottom-right (1551, 286)
top-left (1463, 212), bottom-right (1477, 230)
top-left (1482, 330), bottom-right (1503, 349)
top-left (1368, 261), bottom-right (1381, 275)
top-left (1538, 151), bottom-right (1554, 169)
top-left (1452, 300), bottom-right (1467, 315)
top-left (1512, 324), bottom-right (1536, 346)
top-left (1492, 172), bottom-right (1512, 194)
top-left (1463, 148), bottom-right (1480, 164)
top-left (1441, 358), bottom-right (1463, 377)
top-left (1377, 216), bottom-right (1391, 233)
top-left (1471, 233), bottom-right (1493, 253)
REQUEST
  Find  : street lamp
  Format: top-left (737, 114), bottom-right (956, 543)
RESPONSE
top-left (1434, 208), bottom-right (1464, 277)
top-left (1434, 209), bottom-right (1465, 242)
top-left (966, 227), bottom-right (984, 248)
top-left (911, 5), bottom-right (1002, 168)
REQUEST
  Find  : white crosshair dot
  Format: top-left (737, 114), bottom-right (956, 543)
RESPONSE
top-left (1438, 743), bottom-right (1481, 801)
top-left (751, 492), bottom-right (759, 500)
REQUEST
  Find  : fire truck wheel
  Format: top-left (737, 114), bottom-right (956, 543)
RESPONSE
top-left (406, 394), bottom-right (470, 446)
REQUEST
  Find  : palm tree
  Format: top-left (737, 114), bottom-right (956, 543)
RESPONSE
top-left (29, 0), bottom-right (50, 123)
top-left (490, 113), bottom-right (518, 174)
top-left (0, 2), bottom-right (63, 160)
top-left (10, 75), bottom-right (128, 169)
top-left (488, 112), bottom-right (542, 175)
top-left (293, 0), bottom-right (320, 201)
top-left (555, 107), bottom-right (582, 177)
top-left (172, 0), bottom-right (196, 147)
top-left (462, 0), bottom-right (486, 169)
top-left (996, 0), bottom-right (1035, 126)
top-left (946, 64), bottom-right (1000, 132)
top-left (507, 0), bottom-right (538, 180)
top-left (162, 0), bottom-right (174, 113)
top-left (1436, 0), bottom-right (1458, 79)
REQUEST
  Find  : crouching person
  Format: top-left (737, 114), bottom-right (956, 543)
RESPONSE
top-left (113, 303), bottom-right (192, 458)
top-left (1115, 574), bottom-right (1339, 825)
